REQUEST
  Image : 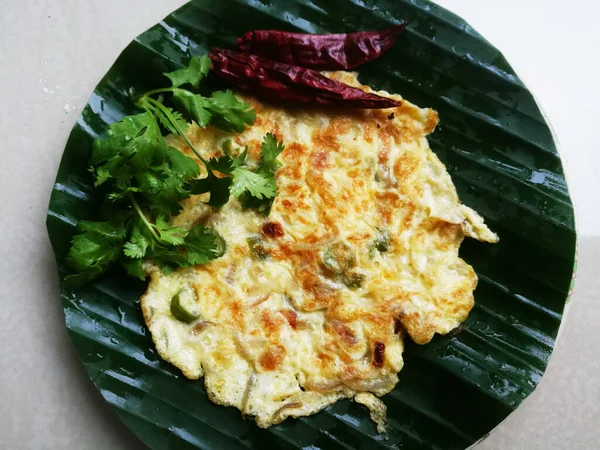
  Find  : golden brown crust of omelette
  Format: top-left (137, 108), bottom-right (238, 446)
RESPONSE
top-left (140, 71), bottom-right (498, 428)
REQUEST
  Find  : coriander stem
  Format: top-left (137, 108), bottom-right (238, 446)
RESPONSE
top-left (144, 97), bottom-right (209, 165)
top-left (139, 87), bottom-right (187, 99)
top-left (128, 193), bottom-right (161, 242)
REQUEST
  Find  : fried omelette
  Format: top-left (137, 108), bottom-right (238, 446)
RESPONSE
top-left (140, 72), bottom-right (498, 429)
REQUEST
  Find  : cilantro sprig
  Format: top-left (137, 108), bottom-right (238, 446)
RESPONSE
top-left (233, 133), bottom-right (285, 213)
top-left (188, 132), bottom-right (284, 212)
top-left (65, 55), bottom-right (284, 284)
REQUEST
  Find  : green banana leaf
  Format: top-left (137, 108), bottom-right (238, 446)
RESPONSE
top-left (46, 0), bottom-right (576, 449)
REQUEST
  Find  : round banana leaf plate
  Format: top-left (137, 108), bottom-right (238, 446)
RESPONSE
top-left (46, 0), bottom-right (577, 449)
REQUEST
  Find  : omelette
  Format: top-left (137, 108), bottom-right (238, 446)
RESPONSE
top-left (140, 72), bottom-right (498, 430)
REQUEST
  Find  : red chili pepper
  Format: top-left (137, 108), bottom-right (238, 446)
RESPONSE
top-left (208, 48), bottom-right (401, 109)
top-left (236, 24), bottom-right (408, 70)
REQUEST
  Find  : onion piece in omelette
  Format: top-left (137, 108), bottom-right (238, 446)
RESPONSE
top-left (140, 71), bottom-right (498, 429)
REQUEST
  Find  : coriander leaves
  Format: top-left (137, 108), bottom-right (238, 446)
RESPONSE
top-left (172, 90), bottom-right (213, 127)
top-left (65, 55), bottom-right (284, 284)
top-left (191, 133), bottom-right (285, 213)
top-left (137, 56), bottom-right (255, 136)
top-left (121, 205), bottom-right (225, 280)
top-left (165, 54), bottom-right (211, 89)
top-left (203, 90), bottom-right (257, 133)
top-left (229, 168), bottom-right (276, 199)
top-left (236, 133), bottom-right (284, 213)
top-left (229, 135), bottom-right (282, 202)
top-left (65, 218), bottom-right (128, 284)
top-left (260, 132), bottom-right (286, 164)
top-left (171, 89), bottom-right (256, 132)
top-left (91, 111), bottom-right (162, 185)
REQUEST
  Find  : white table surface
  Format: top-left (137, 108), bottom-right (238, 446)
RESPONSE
top-left (1, 1), bottom-right (598, 449)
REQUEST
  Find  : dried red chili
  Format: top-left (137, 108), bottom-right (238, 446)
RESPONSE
top-left (372, 342), bottom-right (386, 368)
top-left (237, 23), bottom-right (408, 70)
top-left (209, 48), bottom-right (401, 109)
